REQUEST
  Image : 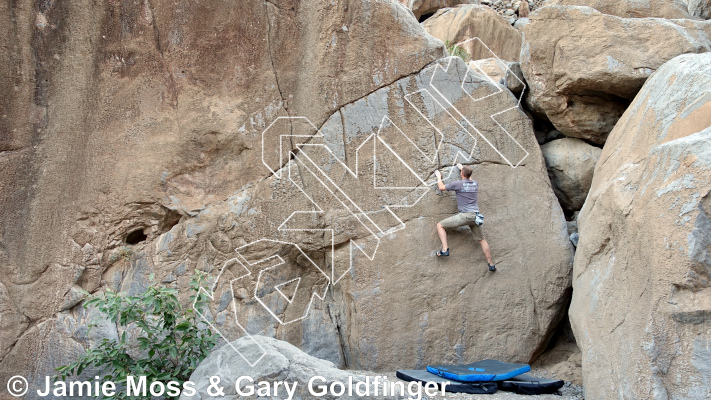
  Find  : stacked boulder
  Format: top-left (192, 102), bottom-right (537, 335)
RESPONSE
top-left (520, 5), bottom-right (711, 144)
top-left (480, 0), bottom-right (540, 24)
top-left (540, 138), bottom-right (600, 215)
top-left (422, 4), bottom-right (523, 61)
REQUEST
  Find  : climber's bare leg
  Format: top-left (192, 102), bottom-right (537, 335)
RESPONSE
top-left (479, 239), bottom-right (493, 265)
top-left (437, 222), bottom-right (448, 252)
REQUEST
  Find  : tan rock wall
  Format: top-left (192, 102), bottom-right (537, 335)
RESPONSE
top-left (1, 0), bottom-right (574, 393)
top-left (0, 0), bottom-right (444, 390)
top-left (570, 53), bottom-right (711, 399)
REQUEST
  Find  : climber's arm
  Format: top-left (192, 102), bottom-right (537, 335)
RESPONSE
top-left (434, 170), bottom-right (447, 191)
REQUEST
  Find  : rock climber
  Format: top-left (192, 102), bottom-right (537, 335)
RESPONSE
top-left (434, 163), bottom-right (496, 271)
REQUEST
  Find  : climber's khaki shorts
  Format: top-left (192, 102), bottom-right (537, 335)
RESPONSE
top-left (439, 212), bottom-right (484, 240)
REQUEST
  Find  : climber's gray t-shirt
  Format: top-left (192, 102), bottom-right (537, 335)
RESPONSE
top-left (445, 179), bottom-right (479, 213)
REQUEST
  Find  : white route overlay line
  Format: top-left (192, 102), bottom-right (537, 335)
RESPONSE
top-left (196, 37), bottom-right (532, 368)
top-left (193, 255), bottom-right (267, 368)
top-left (285, 115), bottom-right (430, 284)
top-left (251, 241), bottom-right (329, 325)
top-left (404, 88), bottom-right (479, 184)
top-left (275, 277), bottom-right (301, 303)
top-left (195, 115), bottom-right (429, 367)
top-left (194, 238), bottom-right (330, 366)
top-left (428, 38), bottom-right (529, 170)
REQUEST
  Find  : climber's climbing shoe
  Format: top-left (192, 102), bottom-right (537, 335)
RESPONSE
top-left (488, 263), bottom-right (496, 272)
top-left (437, 249), bottom-right (450, 257)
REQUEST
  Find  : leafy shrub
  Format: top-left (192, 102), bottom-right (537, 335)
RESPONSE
top-left (445, 39), bottom-right (470, 62)
top-left (56, 271), bottom-right (217, 399)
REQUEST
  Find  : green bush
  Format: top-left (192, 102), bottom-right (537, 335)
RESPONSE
top-left (445, 40), bottom-right (470, 62)
top-left (56, 271), bottom-right (217, 399)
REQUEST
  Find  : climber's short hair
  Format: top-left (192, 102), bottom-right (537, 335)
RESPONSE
top-left (462, 166), bottom-right (473, 178)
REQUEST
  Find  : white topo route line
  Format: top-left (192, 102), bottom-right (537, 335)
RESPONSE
top-left (195, 37), bottom-right (530, 367)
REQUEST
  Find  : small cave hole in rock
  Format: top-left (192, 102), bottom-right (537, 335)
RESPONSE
top-left (418, 12), bottom-right (435, 23)
top-left (125, 229), bottom-right (148, 245)
top-left (161, 208), bottom-right (182, 233)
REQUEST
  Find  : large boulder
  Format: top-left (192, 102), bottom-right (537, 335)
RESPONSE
top-left (316, 57), bottom-right (573, 369)
top-left (569, 53), bottom-right (711, 399)
top-left (189, 55), bottom-right (573, 372)
top-left (542, 0), bottom-right (694, 19)
top-left (520, 5), bottom-right (711, 144)
top-left (423, 4), bottom-right (523, 62)
top-left (0, 0), bottom-right (445, 391)
top-left (399, 0), bottom-right (481, 20)
top-left (541, 138), bottom-right (601, 214)
top-left (182, 336), bottom-right (378, 400)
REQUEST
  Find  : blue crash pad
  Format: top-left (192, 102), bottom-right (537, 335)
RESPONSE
top-left (426, 359), bottom-right (531, 382)
top-left (396, 370), bottom-right (498, 394)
